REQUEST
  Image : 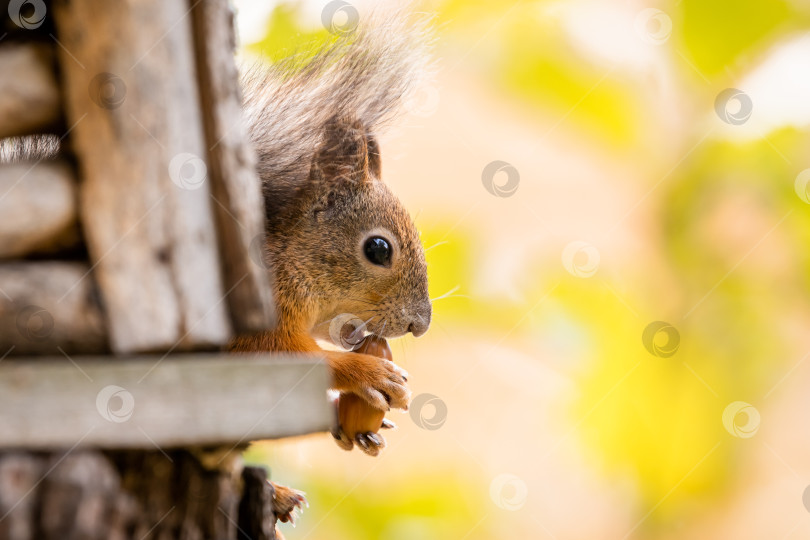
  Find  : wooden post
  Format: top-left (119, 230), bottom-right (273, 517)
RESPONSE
top-left (190, 0), bottom-right (277, 335)
top-left (238, 466), bottom-right (278, 540)
top-left (52, 0), bottom-right (232, 354)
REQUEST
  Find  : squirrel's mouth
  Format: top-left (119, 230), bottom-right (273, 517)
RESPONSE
top-left (314, 314), bottom-right (411, 348)
top-left (361, 318), bottom-right (408, 340)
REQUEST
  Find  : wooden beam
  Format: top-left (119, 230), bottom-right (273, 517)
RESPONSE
top-left (0, 43), bottom-right (61, 138)
top-left (0, 262), bottom-right (108, 355)
top-left (0, 354), bottom-right (332, 449)
top-left (191, 0), bottom-right (277, 335)
top-left (0, 161), bottom-right (80, 258)
top-left (52, 0), bottom-right (232, 353)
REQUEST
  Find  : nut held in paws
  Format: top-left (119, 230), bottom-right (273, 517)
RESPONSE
top-left (337, 335), bottom-right (393, 439)
top-left (338, 392), bottom-right (385, 439)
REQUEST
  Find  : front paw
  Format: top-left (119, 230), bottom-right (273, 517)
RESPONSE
top-left (348, 354), bottom-right (411, 411)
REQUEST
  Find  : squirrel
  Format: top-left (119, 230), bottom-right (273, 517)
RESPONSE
top-left (229, 5), bottom-right (433, 531)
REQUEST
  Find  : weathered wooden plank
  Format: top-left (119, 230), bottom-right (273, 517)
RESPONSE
top-left (0, 354), bottom-right (332, 449)
top-left (0, 262), bottom-right (108, 354)
top-left (0, 43), bottom-right (61, 138)
top-left (52, 0), bottom-right (232, 353)
top-left (191, 0), bottom-right (277, 335)
top-left (0, 161), bottom-right (80, 258)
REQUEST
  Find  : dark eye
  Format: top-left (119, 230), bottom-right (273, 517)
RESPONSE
top-left (363, 236), bottom-right (392, 266)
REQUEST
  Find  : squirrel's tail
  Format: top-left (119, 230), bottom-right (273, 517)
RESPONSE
top-left (241, 4), bottom-right (433, 188)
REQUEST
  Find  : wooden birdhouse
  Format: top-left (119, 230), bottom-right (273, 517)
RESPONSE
top-left (0, 0), bottom-right (331, 537)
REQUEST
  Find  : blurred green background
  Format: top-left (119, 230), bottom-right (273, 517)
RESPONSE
top-left (234, 1), bottom-right (810, 538)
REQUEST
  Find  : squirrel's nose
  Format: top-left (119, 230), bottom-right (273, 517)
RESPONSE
top-left (407, 304), bottom-right (431, 337)
top-left (407, 321), bottom-right (427, 337)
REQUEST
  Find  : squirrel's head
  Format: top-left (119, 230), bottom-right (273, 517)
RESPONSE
top-left (262, 118), bottom-right (431, 341)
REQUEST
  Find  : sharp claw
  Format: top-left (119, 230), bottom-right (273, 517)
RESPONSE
top-left (355, 434), bottom-right (369, 450)
top-left (332, 427), bottom-right (354, 450)
top-left (367, 433), bottom-right (382, 446)
top-left (381, 418), bottom-right (396, 430)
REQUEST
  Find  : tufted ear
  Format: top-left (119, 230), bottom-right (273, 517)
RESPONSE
top-left (311, 118), bottom-right (375, 182)
top-left (306, 117), bottom-right (379, 210)
top-left (262, 117), bottom-right (378, 227)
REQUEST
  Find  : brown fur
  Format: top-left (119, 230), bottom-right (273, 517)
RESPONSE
top-left (230, 118), bottom-right (430, 411)
top-left (235, 10), bottom-right (433, 524)
top-left (233, 9), bottom-right (432, 414)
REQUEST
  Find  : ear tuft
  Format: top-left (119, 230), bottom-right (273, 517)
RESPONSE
top-left (263, 117), bottom-right (380, 227)
top-left (311, 118), bottom-right (372, 184)
top-left (306, 117), bottom-right (380, 212)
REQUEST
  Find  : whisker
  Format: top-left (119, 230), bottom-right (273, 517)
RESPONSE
top-left (424, 240), bottom-right (448, 252)
top-left (432, 294), bottom-right (469, 302)
top-left (431, 285), bottom-right (462, 302)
